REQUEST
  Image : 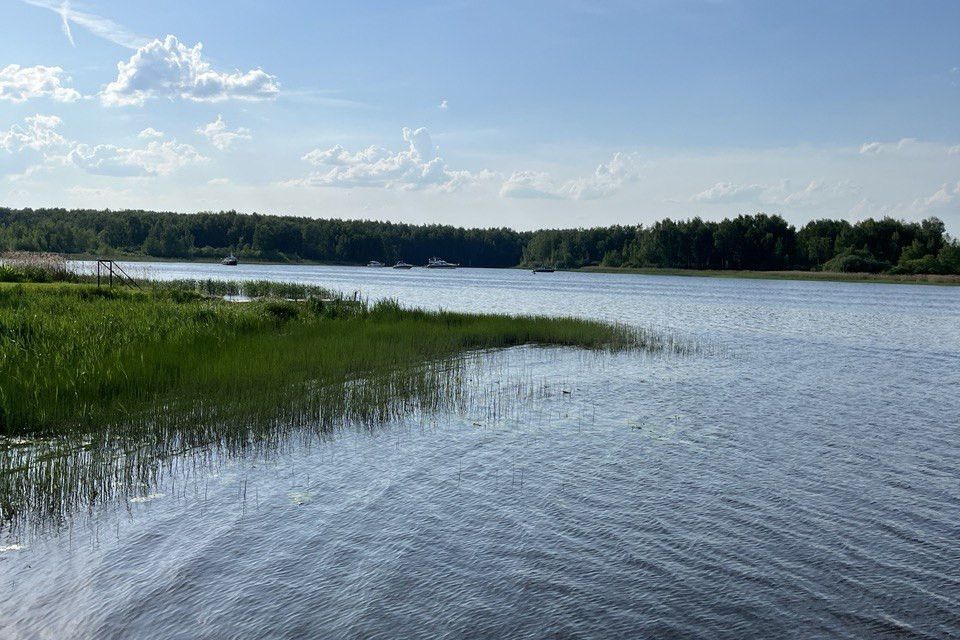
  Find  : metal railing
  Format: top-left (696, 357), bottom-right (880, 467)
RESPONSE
top-left (96, 260), bottom-right (141, 289)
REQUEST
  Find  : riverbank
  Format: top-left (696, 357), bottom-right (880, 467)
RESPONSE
top-left (0, 280), bottom-right (658, 436)
top-left (575, 266), bottom-right (960, 286)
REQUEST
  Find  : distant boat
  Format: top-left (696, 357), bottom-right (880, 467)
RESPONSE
top-left (222, 254), bottom-right (238, 266)
top-left (533, 266), bottom-right (555, 273)
top-left (393, 261), bottom-right (414, 269)
top-left (367, 260), bottom-right (385, 268)
top-left (426, 257), bottom-right (458, 269)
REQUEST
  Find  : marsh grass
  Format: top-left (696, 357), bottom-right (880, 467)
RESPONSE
top-left (0, 283), bottom-right (656, 435)
top-left (0, 279), bottom-right (678, 530)
top-left (0, 252), bottom-right (79, 284)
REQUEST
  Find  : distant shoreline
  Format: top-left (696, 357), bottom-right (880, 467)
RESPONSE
top-left (575, 266), bottom-right (960, 286)
top-left (60, 254), bottom-right (960, 285)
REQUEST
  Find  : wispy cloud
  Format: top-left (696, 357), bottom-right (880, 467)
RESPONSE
top-left (59, 1), bottom-right (75, 47)
top-left (21, 0), bottom-right (149, 49)
top-left (279, 89), bottom-right (370, 109)
top-left (500, 152), bottom-right (643, 200)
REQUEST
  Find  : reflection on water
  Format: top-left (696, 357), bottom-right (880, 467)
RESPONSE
top-left (1, 348), bottom-right (571, 535)
top-left (3, 264), bottom-right (960, 639)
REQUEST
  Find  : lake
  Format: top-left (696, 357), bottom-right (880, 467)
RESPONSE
top-left (3, 262), bottom-right (959, 639)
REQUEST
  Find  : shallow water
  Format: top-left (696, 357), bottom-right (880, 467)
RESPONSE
top-left (3, 264), bottom-right (960, 638)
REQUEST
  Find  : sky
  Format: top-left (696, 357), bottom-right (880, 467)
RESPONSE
top-left (1, 0), bottom-right (959, 232)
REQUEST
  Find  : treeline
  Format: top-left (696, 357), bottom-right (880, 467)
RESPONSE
top-left (0, 208), bottom-right (527, 267)
top-left (0, 207), bottom-right (958, 274)
top-left (522, 214), bottom-right (960, 274)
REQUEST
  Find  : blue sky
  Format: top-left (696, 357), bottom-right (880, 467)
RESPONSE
top-left (1, 0), bottom-right (959, 231)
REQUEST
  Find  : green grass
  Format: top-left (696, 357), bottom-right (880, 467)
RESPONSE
top-left (0, 278), bottom-right (675, 529)
top-left (0, 281), bottom-right (660, 437)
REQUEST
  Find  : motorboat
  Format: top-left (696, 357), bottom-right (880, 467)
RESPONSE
top-left (367, 260), bottom-right (385, 267)
top-left (393, 261), bottom-right (414, 269)
top-left (426, 257), bottom-right (458, 269)
top-left (532, 266), bottom-right (555, 273)
top-left (222, 254), bottom-right (238, 266)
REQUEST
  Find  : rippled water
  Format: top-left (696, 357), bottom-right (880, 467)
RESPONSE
top-left (3, 264), bottom-right (960, 639)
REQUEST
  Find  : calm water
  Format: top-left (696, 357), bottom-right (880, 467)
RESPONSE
top-left (3, 263), bottom-right (960, 639)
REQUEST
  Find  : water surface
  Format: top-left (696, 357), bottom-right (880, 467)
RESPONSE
top-left (3, 263), bottom-right (959, 639)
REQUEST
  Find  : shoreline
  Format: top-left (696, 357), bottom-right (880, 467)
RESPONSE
top-left (57, 254), bottom-right (960, 286)
top-left (573, 266), bottom-right (960, 286)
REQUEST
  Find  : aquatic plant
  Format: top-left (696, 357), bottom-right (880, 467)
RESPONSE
top-left (0, 276), bottom-right (684, 532)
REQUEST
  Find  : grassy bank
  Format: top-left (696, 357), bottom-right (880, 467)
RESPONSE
top-left (0, 281), bottom-right (659, 437)
top-left (576, 265), bottom-right (960, 286)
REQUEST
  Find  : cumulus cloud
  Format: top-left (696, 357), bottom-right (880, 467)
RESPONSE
top-left (302, 144), bottom-right (390, 166)
top-left (500, 152), bottom-right (643, 200)
top-left (138, 127), bottom-right (164, 140)
top-left (69, 139), bottom-right (207, 177)
top-left (438, 99), bottom-right (448, 110)
top-left (0, 64), bottom-right (81, 103)
top-left (101, 35), bottom-right (279, 107)
top-left (949, 145), bottom-right (960, 156)
top-left (196, 115), bottom-right (252, 150)
top-left (1, 114), bottom-right (68, 152)
top-left (288, 127), bottom-right (483, 191)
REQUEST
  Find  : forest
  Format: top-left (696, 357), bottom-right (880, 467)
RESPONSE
top-left (1, 207), bottom-right (958, 274)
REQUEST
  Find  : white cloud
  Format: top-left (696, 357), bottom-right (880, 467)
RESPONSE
top-left (499, 171), bottom-right (565, 199)
top-left (69, 139), bottom-right (207, 177)
top-left (101, 35), bottom-right (280, 107)
top-left (59, 0), bottom-right (75, 47)
top-left (207, 177), bottom-right (231, 185)
top-left (1, 114), bottom-right (68, 152)
top-left (302, 144), bottom-right (390, 166)
top-left (500, 152), bottom-right (642, 200)
top-left (691, 181), bottom-right (766, 203)
top-left (912, 181), bottom-right (960, 212)
top-left (138, 127), bottom-right (164, 140)
top-left (772, 180), bottom-right (860, 206)
top-left (0, 64), bottom-right (81, 103)
top-left (438, 99), bottom-right (448, 110)
top-left (859, 138), bottom-right (917, 155)
top-left (948, 145), bottom-right (960, 156)
top-left (691, 179), bottom-right (860, 206)
top-left (21, 0), bottom-right (149, 49)
top-left (288, 127), bottom-right (483, 191)
top-left (196, 115), bottom-right (252, 150)
top-left (8, 163), bottom-right (47, 181)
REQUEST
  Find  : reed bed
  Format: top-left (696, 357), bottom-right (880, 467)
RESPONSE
top-left (0, 278), bottom-right (674, 531)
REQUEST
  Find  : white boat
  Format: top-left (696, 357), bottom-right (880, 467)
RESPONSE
top-left (393, 261), bottom-right (413, 269)
top-left (426, 257), bottom-right (458, 269)
top-left (367, 260), bottom-right (385, 267)
top-left (222, 254), bottom-right (238, 266)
